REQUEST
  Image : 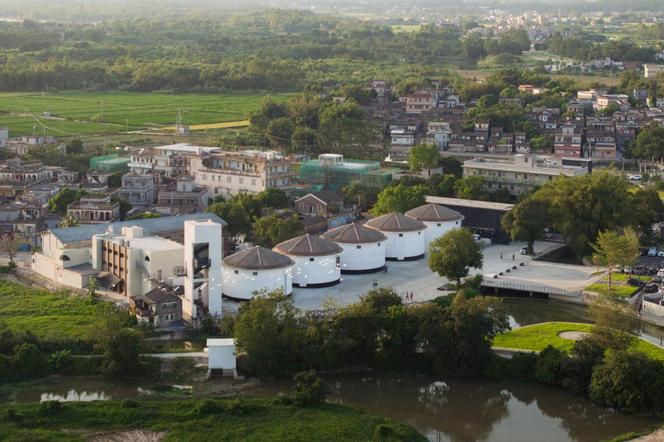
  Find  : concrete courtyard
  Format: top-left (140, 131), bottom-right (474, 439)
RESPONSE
top-left (224, 241), bottom-right (601, 312)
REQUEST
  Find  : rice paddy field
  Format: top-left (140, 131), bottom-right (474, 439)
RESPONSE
top-left (0, 91), bottom-right (296, 137)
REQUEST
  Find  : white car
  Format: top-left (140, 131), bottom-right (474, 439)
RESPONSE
top-left (658, 250), bottom-right (664, 257)
top-left (472, 233), bottom-right (481, 241)
top-left (629, 175), bottom-right (642, 181)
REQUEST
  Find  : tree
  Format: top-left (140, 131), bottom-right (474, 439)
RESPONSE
top-left (257, 188), bottom-right (289, 210)
top-left (408, 143), bottom-right (439, 172)
top-left (633, 123), bottom-right (664, 160)
top-left (291, 126), bottom-right (318, 154)
top-left (501, 197), bottom-right (550, 254)
top-left (589, 296), bottom-right (641, 337)
top-left (590, 350), bottom-right (664, 412)
top-left (428, 228), bottom-right (483, 288)
top-left (111, 195), bottom-right (132, 220)
top-left (252, 214), bottom-right (303, 248)
top-left (439, 157), bottom-right (463, 178)
top-left (59, 216), bottom-right (79, 228)
top-left (292, 370), bottom-right (328, 406)
top-left (87, 277), bottom-right (98, 303)
top-left (342, 181), bottom-right (378, 210)
top-left (48, 188), bottom-right (87, 216)
top-left (97, 314), bottom-right (142, 378)
top-left (234, 291), bottom-right (305, 376)
top-left (590, 229), bottom-right (639, 290)
top-left (454, 176), bottom-right (487, 200)
top-left (0, 232), bottom-right (26, 265)
top-left (370, 183), bottom-right (427, 216)
top-left (207, 201), bottom-right (252, 242)
top-left (435, 174), bottom-right (458, 197)
top-left (266, 117), bottom-right (294, 147)
top-left (65, 137), bottom-right (84, 154)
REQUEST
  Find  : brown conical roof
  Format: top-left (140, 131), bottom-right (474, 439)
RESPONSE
top-left (321, 222), bottom-right (387, 244)
top-left (273, 233), bottom-right (343, 256)
top-left (364, 212), bottom-right (426, 232)
top-left (223, 246), bottom-right (294, 270)
top-left (405, 203), bottom-right (463, 222)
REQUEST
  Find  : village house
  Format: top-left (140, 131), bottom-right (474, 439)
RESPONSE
top-left (66, 194), bottom-right (120, 224)
top-left (554, 123), bottom-right (584, 158)
top-left (119, 173), bottom-right (156, 209)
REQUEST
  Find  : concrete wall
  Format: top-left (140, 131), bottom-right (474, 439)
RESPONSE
top-left (333, 241), bottom-right (385, 272)
top-left (422, 219), bottom-right (462, 246)
top-left (222, 266), bottom-right (292, 300)
top-left (287, 253), bottom-right (341, 287)
top-left (382, 230), bottom-right (426, 260)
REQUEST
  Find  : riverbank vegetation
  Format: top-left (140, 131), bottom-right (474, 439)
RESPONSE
top-left (489, 298), bottom-right (664, 413)
top-left (0, 396), bottom-right (425, 441)
top-left (234, 288), bottom-right (508, 377)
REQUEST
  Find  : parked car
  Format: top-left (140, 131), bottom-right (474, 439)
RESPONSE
top-left (629, 175), bottom-right (642, 181)
top-left (658, 250), bottom-right (664, 258)
top-left (472, 233), bottom-right (481, 241)
top-left (648, 247), bottom-right (658, 257)
top-left (628, 278), bottom-right (646, 287)
top-left (520, 246), bottom-right (528, 255)
top-left (644, 284), bottom-right (659, 294)
top-left (633, 265), bottom-right (648, 275)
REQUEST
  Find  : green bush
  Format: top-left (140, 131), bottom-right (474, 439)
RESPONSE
top-left (48, 350), bottom-right (73, 373)
top-left (38, 401), bottom-right (62, 417)
top-left (11, 343), bottom-right (45, 378)
top-left (292, 370), bottom-right (328, 406)
top-left (534, 345), bottom-right (567, 385)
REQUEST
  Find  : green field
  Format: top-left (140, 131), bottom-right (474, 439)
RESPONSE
top-left (0, 280), bottom-right (114, 342)
top-left (0, 91), bottom-right (297, 137)
top-left (493, 322), bottom-right (664, 361)
top-left (0, 398), bottom-right (425, 441)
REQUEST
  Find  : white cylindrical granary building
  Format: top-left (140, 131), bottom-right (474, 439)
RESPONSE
top-left (273, 234), bottom-right (343, 288)
top-left (405, 203), bottom-right (464, 246)
top-left (222, 246), bottom-right (294, 300)
top-left (321, 222), bottom-right (387, 274)
top-left (364, 212), bottom-right (427, 261)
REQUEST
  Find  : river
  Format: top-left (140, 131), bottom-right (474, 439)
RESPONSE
top-left (7, 298), bottom-right (663, 441)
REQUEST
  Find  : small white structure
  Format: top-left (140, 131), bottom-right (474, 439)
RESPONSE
top-left (273, 234), bottom-right (343, 288)
top-left (222, 246), bottom-right (294, 300)
top-left (364, 212), bottom-right (427, 261)
top-left (206, 338), bottom-right (236, 377)
top-left (405, 203), bottom-right (464, 246)
top-left (321, 222), bottom-right (387, 273)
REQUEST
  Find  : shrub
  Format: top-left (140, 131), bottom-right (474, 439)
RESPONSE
top-left (373, 424), bottom-right (395, 440)
top-left (11, 343), bottom-right (45, 378)
top-left (534, 345), bottom-right (567, 385)
top-left (48, 350), bottom-right (73, 373)
top-left (292, 370), bottom-right (328, 406)
top-left (38, 401), bottom-right (62, 417)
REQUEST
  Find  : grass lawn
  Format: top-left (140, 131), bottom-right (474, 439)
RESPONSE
top-left (585, 282), bottom-right (639, 298)
top-left (493, 322), bottom-right (664, 361)
top-left (0, 279), bottom-right (114, 342)
top-left (0, 398), bottom-right (426, 441)
top-left (0, 91), bottom-right (296, 136)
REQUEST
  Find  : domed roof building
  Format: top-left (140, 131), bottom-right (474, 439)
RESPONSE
top-left (273, 234), bottom-right (343, 287)
top-left (405, 203), bottom-right (464, 245)
top-left (222, 246), bottom-right (294, 300)
top-left (364, 212), bottom-right (427, 260)
top-left (321, 222), bottom-right (387, 273)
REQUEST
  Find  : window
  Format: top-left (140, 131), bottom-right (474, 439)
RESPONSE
top-left (377, 243), bottom-right (381, 246)
top-left (234, 270), bottom-right (239, 274)
top-left (309, 257), bottom-right (314, 262)
top-left (437, 223), bottom-right (441, 227)
top-left (356, 245), bottom-right (362, 249)
top-left (252, 271), bottom-right (258, 276)
top-left (399, 233), bottom-right (403, 237)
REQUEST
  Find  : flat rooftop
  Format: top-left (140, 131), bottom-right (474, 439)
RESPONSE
top-left (426, 196), bottom-right (514, 212)
top-left (462, 159), bottom-right (585, 177)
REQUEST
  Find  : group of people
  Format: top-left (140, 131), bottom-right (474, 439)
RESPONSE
top-left (403, 292), bottom-right (415, 301)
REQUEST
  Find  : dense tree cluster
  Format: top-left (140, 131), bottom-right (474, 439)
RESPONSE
top-left (234, 289), bottom-right (508, 377)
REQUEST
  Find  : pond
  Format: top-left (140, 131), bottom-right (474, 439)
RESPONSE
top-left (248, 373), bottom-right (660, 442)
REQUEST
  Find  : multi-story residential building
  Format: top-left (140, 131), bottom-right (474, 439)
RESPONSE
top-left (119, 173), bottom-right (156, 209)
top-left (595, 94), bottom-right (630, 112)
top-left (195, 150), bottom-right (293, 199)
top-left (83, 172), bottom-right (111, 193)
top-left (402, 90), bottom-right (439, 114)
top-left (554, 124), bottom-right (584, 157)
top-left (67, 195), bottom-right (120, 224)
top-left (462, 154), bottom-right (588, 195)
top-left (390, 129), bottom-right (416, 146)
top-left (156, 176), bottom-right (208, 213)
top-left (128, 143), bottom-right (219, 178)
top-left (644, 64), bottom-right (664, 79)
